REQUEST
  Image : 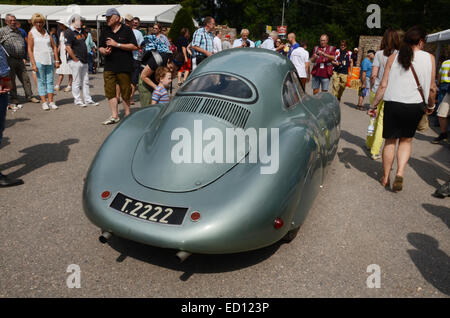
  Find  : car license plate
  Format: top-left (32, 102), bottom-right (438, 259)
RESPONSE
top-left (110, 193), bottom-right (188, 225)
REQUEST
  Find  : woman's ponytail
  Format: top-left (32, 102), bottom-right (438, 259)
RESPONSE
top-left (397, 26), bottom-right (426, 71)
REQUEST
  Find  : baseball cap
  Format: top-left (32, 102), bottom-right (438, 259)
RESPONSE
top-left (125, 14), bottom-right (133, 21)
top-left (103, 8), bottom-right (120, 17)
top-left (225, 34), bottom-right (230, 38)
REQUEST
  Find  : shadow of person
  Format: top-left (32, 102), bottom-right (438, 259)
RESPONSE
top-left (422, 204), bottom-right (450, 229)
top-left (340, 130), bottom-right (368, 152)
top-left (408, 157), bottom-right (450, 189)
top-left (407, 233), bottom-right (450, 295)
top-left (0, 136), bottom-right (10, 149)
top-left (337, 147), bottom-right (381, 182)
top-left (5, 117), bottom-right (30, 129)
top-left (107, 235), bottom-right (283, 281)
top-left (0, 138), bottom-right (79, 179)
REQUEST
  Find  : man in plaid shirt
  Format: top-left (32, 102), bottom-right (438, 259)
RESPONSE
top-left (0, 43), bottom-right (24, 187)
top-left (0, 14), bottom-right (39, 105)
top-left (191, 16), bottom-right (215, 66)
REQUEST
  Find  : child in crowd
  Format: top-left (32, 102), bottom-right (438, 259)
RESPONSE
top-left (151, 67), bottom-right (172, 105)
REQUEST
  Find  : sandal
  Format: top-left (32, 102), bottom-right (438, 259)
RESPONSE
top-left (357, 106), bottom-right (365, 111)
top-left (392, 176), bottom-right (404, 192)
top-left (380, 177), bottom-right (390, 189)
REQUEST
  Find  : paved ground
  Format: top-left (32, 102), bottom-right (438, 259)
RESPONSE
top-left (0, 67), bottom-right (449, 298)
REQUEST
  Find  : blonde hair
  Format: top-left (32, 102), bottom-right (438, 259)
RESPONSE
top-left (31, 13), bottom-right (46, 25)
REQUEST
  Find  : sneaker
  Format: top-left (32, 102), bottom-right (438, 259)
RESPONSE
top-left (75, 103), bottom-right (87, 108)
top-left (42, 102), bottom-right (50, 111)
top-left (431, 133), bottom-right (448, 144)
top-left (64, 86), bottom-right (72, 92)
top-left (49, 102), bottom-right (58, 110)
top-left (30, 97), bottom-right (40, 103)
top-left (102, 117), bottom-right (120, 125)
top-left (371, 154), bottom-right (382, 160)
top-left (86, 101), bottom-right (99, 106)
top-left (54, 85), bottom-right (60, 91)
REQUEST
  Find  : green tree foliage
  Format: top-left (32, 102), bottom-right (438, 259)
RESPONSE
top-left (4, 0), bottom-right (449, 51)
top-left (168, 6), bottom-right (196, 41)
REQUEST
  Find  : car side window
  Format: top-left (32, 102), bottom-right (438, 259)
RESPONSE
top-left (291, 71), bottom-right (306, 98)
top-left (282, 72), bottom-right (300, 109)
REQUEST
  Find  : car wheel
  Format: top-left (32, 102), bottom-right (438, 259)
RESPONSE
top-left (282, 227), bottom-right (300, 243)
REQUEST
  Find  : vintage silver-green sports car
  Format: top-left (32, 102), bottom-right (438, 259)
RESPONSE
top-left (83, 48), bottom-right (340, 261)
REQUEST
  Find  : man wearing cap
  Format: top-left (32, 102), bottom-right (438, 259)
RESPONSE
top-left (99, 8), bottom-right (138, 125)
top-left (65, 14), bottom-right (99, 107)
top-left (222, 34), bottom-right (232, 50)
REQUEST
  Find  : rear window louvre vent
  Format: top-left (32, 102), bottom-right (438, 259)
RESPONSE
top-left (199, 98), bottom-right (250, 129)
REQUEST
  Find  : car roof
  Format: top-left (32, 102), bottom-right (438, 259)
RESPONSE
top-left (192, 48), bottom-right (294, 89)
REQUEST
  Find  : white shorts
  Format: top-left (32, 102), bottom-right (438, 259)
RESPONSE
top-left (437, 93), bottom-right (450, 118)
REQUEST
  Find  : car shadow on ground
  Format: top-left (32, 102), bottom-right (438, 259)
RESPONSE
top-left (5, 117), bottom-right (30, 128)
top-left (407, 232), bottom-right (450, 296)
top-left (0, 138), bottom-right (78, 179)
top-left (408, 157), bottom-right (450, 189)
top-left (107, 236), bottom-right (284, 281)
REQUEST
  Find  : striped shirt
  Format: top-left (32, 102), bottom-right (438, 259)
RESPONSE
top-left (0, 44), bottom-right (10, 78)
top-left (191, 27), bottom-right (214, 57)
top-left (439, 60), bottom-right (450, 83)
top-left (152, 85), bottom-right (170, 104)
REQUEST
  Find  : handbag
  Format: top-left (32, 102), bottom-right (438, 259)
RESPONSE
top-left (410, 64), bottom-right (429, 132)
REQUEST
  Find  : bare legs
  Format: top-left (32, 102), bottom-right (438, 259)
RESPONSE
top-left (56, 74), bottom-right (73, 88)
top-left (40, 93), bottom-right (54, 103)
top-left (108, 97), bottom-right (130, 120)
top-left (381, 137), bottom-right (413, 185)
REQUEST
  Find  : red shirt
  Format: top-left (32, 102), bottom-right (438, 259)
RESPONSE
top-left (312, 45), bottom-right (336, 78)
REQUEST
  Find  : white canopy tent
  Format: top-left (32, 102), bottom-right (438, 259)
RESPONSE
top-left (1, 4), bottom-right (183, 25)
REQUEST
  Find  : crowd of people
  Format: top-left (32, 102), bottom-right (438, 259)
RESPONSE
top-left (0, 11), bottom-right (448, 196)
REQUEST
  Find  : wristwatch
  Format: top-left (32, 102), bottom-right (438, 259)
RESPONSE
top-left (117, 43), bottom-right (121, 48)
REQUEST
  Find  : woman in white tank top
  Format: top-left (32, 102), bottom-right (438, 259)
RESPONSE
top-left (369, 26), bottom-right (437, 192)
top-left (27, 13), bottom-right (60, 110)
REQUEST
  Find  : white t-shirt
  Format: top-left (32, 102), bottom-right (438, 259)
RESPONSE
top-left (384, 50), bottom-right (432, 104)
top-left (213, 36), bottom-right (222, 53)
top-left (261, 38), bottom-right (275, 51)
top-left (372, 49), bottom-right (398, 93)
top-left (290, 47), bottom-right (309, 78)
top-left (232, 38), bottom-right (255, 48)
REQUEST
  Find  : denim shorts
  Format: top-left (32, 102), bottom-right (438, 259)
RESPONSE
top-left (312, 76), bottom-right (330, 91)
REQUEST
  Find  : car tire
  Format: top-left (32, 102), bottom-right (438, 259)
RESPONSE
top-left (282, 227), bottom-right (300, 243)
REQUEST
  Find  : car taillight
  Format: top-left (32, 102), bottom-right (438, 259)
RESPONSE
top-left (274, 218), bottom-right (284, 229)
top-left (101, 191), bottom-right (111, 200)
top-left (190, 211), bottom-right (201, 222)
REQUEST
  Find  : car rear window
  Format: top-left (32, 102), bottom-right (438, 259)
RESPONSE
top-left (179, 74), bottom-right (253, 99)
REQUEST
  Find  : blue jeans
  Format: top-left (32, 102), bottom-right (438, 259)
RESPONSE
top-left (312, 76), bottom-right (330, 91)
top-left (36, 62), bottom-right (54, 97)
top-left (0, 93), bottom-right (8, 144)
top-left (88, 52), bottom-right (94, 73)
